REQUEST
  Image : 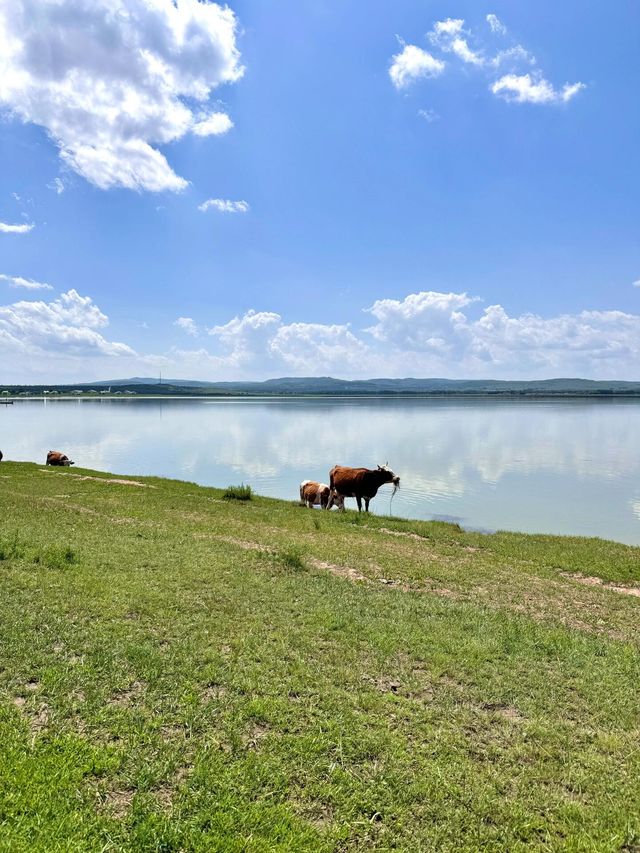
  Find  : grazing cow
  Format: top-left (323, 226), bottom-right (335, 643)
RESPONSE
top-left (327, 464), bottom-right (400, 513)
top-left (300, 480), bottom-right (331, 509)
top-left (46, 450), bottom-right (74, 467)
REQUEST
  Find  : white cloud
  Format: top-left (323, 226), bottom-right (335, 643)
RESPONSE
top-left (0, 0), bottom-right (243, 192)
top-left (428, 18), bottom-right (485, 66)
top-left (192, 112), bottom-right (234, 137)
top-left (0, 221), bottom-right (34, 233)
top-left (270, 322), bottom-right (368, 372)
top-left (207, 309), bottom-right (282, 366)
top-left (47, 177), bottom-right (65, 194)
top-left (417, 108), bottom-right (439, 122)
top-left (490, 46), bottom-right (535, 68)
top-left (198, 198), bottom-right (249, 213)
top-left (204, 309), bottom-right (369, 374)
top-left (0, 273), bottom-right (53, 291)
top-left (366, 291), bottom-right (477, 354)
top-left (389, 44), bottom-right (445, 90)
top-left (143, 294), bottom-right (640, 381)
top-left (361, 290), bottom-right (640, 378)
top-left (391, 15), bottom-right (581, 109)
top-left (430, 18), bottom-right (465, 40)
top-left (491, 73), bottom-right (586, 104)
top-left (4, 282), bottom-right (640, 382)
top-left (486, 14), bottom-right (506, 35)
top-left (174, 316), bottom-right (198, 336)
top-left (0, 289), bottom-right (135, 360)
top-left (633, 280), bottom-right (640, 288)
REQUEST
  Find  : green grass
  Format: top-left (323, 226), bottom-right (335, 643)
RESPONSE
top-left (223, 483), bottom-right (253, 501)
top-left (0, 461), bottom-right (639, 852)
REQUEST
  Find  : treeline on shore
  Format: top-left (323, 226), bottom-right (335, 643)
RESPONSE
top-left (3, 376), bottom-right (640, 397)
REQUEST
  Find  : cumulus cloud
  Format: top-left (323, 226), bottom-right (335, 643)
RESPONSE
top-left (174, 316), bottom-right (198, 336)
top-left (0, 0), bottom-right (243, 192)
top-left (417, 108), bottom-right (439, 122)
top-left (491, 73), bottom-right (585, 104)
top-left (0, 289), bottom-right (135, 358)
top-left (486, 14), bottom-right (506, 35)
top-left (0, 273), bottom-right (53, 291)
top-left (5, 286), bottom-right (640, 383)
top-left (269, 322), bottom-right (368, 372)
top-left (389, 44), bottom-right (445, 90)
top-left (205, 309), bottom-right (369, 373)
top-left (633, 280), bottom-right (640, 288)
top-left (0, 221), bottom-right (34, 233)
top-left (366, 291), bottom-right (477, 354)
top-left (192, 112), bottom-right (234, 137)
top-left (361, 290), bottom-right (640, 377)
top-left (143, 294), bottom-right (640, 381)
top-left (198, 198), bottom-right (249, 213)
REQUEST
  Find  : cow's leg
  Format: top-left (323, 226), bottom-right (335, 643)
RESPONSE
top-left (364, 497), bottom-right (370, 512)
top-left (356, 495), bottom-right (362, 512)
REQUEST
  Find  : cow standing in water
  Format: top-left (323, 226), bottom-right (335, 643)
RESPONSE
top-left (328, 464), bottom-right (400, 513)
top-left (46, 450), bottom-right (74, 467)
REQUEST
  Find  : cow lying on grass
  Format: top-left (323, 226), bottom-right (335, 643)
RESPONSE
top-left (300, 480), bottom-right (344, 510)
top-left (46, 450), bottom-right (74, 467)
top-left (328, 464), bottom-right (400, 512)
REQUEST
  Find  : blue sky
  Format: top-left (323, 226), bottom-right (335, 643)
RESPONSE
top-left (0, 0), bottom-right (638, 382)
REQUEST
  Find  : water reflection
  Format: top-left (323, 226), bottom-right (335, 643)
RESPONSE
top-left (2, 398), bottom-right (640, 544)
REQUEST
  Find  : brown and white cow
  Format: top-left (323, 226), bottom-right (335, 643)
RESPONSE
top-left (46, 450), bottom-right (75, 467)
top-left (300, 480), bottom-right (331, 509)
top-left (327, 464), bottom-right (400, 512)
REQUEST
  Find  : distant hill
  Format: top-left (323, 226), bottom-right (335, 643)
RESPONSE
top-left (5, 376), bottom-right (640, 397)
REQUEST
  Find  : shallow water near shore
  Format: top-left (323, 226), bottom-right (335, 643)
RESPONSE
top-left (2, 396), bottom-right (640, 545)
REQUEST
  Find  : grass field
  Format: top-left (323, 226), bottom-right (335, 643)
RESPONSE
top-left (1, 461), bottom-right (639, 852)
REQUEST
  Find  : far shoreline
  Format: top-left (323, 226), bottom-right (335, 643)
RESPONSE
top-left (5, 392), bottom-right (640, 401)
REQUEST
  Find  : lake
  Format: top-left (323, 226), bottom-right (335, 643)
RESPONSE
top-left (2, 397), bottom-right (640, 545)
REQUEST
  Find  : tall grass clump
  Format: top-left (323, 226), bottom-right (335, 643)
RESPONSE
top-left (275, 546), bottom-right (306, 572)
top-left (223, 484), bottom-right (253, 501)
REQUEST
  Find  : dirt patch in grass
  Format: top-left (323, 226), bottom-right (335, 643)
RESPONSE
top-left (243, 721), bottom-right (270, 750)
top-left (379, 527), bottom-right (431, 542)
top-left (308, 557), bottom-right (368, 583)
top-left (481, 702), bottom-right (523, 721)
top-left (202, 684), bottom-right (227, 702)
top-left (217, 535), bottom-right (270, 552)
top-left (108, 680), bottom-right (146, 707)
top-left (41, 471), bottom-right (156, 488)
top-left (12, 697), bottom-right (50, 739)
top-left (102, 788), bottom-right (135, 818)
top-left (561, 572), bottom-right (640, 598)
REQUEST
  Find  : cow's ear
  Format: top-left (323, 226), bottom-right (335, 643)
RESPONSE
top-left (377, 464), bottom-right (382, 470)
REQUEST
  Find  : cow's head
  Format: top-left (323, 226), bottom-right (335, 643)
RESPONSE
top-left (327, 489), bottom-right (345, 510)
top-left (377, 463), bottom-right (400, 491)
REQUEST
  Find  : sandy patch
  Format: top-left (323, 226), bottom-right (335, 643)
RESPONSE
top-left (309, 557), bottom-right (368, 583)
top-left (102, 789), bottom-right (135, 818)
top-left (40, 470), bottom-right (155, 487)
top-left (561, 572), bottom-right (640, 598)
top-left (379, 527), bottom-right (429, 541)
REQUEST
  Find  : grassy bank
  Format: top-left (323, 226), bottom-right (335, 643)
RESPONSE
top-left (1, 462), bottom-right (639, 851)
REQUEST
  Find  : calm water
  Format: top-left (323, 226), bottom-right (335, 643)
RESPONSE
top-left (2, 397), bottom-right (640, 545)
